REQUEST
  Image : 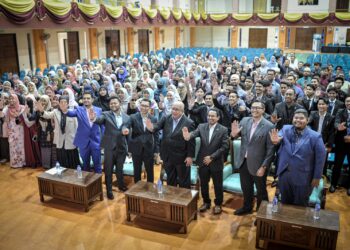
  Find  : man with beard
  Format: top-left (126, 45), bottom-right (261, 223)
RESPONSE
top-left (270, 109), bottom-right (326, 206)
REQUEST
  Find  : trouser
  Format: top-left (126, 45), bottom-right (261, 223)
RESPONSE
top-left (279, 170), bottom-right (312, 207)
top-left (164, 160), bottom-right (191, 189)
top-left (331, 145), bottom-right (350, 188)
top-left (132, 150), bottom-right (154, 183)
top-left (104, 149), bottom-right (127, 192)
top-left (199, 166), bottom-right (223, 206)
top-left (79, 143), bottom-right (101, 173)
top-left (0, 137), bottom-right (9, 161)
top-left (240, 159), bottom-right (268, 210)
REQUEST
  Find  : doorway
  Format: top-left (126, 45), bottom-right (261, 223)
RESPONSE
top-left (0, 34), bottom-right (19, 75)
top-left (138, 29), bottom-right (149, 54)
top-left (295, 28), bottom-right (316, 50)
top-left (105, 30), bottom-right (121, 58)
top-left (57, 31), bottom-right (80, 64)
top-left (249, 28), bottom-right (268, 48)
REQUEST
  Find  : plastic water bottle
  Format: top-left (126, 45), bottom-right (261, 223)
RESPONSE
top-left (157, 179), bottom-right (163, 194)
top-left (272, 196), bottom-right (278, 213)
top-left (55, 162), bottom-right (61, 176)
top-left (77, 165), bottom-right (82, 179)
top-left (313, 202), bottom-right (321, 220)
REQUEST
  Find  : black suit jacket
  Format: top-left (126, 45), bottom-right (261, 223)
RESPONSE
top-left (273, 102), bottom-right (304, 130)
top-left (191, 123), bottom-right (229, 171)
top-left (334, 108), bottom-right (349, 146)
top-left (251, 95), bottom-right (274, 115)
top-left (153, 114), bottom-right (195, 164)
top-left (94, 111), bottom-right (130, 153)
top-left (308, 111), bottom-right (335, 147)
top-left (298, 97), bottom-right (318, 114)
top-left (328, 99), bottom-right (344, 116)
top-left (128, 112), bottom-right (159, 155)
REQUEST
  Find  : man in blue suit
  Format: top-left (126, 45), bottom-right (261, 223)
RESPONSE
top-left (270, 109), bottom-right (326, 206)
top-left (66, 91), bottom-right (102, 173)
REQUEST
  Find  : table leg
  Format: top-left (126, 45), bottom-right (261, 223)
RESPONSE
top-left (183, 224), bottom-right (187, 234)
top-left (127, 212), bottom-right (131, 222)
top-left (40, 194), bottom-right (44, 202)
top-left (194, 212), bottom-right (197, 220)
top-left (100, 192), bottom-right (104, 201)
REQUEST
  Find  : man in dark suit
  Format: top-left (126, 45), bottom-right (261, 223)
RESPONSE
top-left (89, 96), bottom-right (131, 199)
top-left (250, 80), bottom-right (274, 115)
top-left (129, 99), bottom-right (159, 183)
top-left (297, 84), bottom-right (318, 115)
top-left (231, 101), bottom-right (275, 215)
top-left (329, 96), bottom-right (350, 195)
top-left (146, 101), bottom-right (195, 188)
top-left (66, 91), bottom-right (102, 173)
top-left (270, 109), bottom-right (326, 206)
top-left (182, 108), bottom-right (229, 214)
top-left (327, 87), bottom-right (345, 116)
top-left (308, 98), bottom-right (335, 177)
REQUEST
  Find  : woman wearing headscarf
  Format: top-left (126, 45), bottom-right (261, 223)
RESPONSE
top-left (38, 95), bottom-right (80, 169)
top-left (117, 87), bottom-right (130, 113)
top-left (22, 95), bottom-right (41, 168)
top-left (90, 80), bottom-right (100, 98)
top-left (124, 82), bottom-right (134, 97)
top-left (93, 86), bottom-right (110, 111)
top-left (62, 88), bottom-right (78, 109)
top-left (102, 75), bottom-right (114, 95)
top-left (0, 93), bottom-right (10, 163)
top-left (38, 76), bottom-right (50, 96)
top-left (27, 81), bottom-right (39, 98)
top-left (0, 94), bottom-right (26, 168)
top-left (116, 66), bottom-right (128, 84)
top-left (127, 68), bottom-right (139, 90)
top-left (267, 56), bottom-right (278, 69)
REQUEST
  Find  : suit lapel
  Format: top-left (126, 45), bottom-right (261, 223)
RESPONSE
top-left (172, 115), bottom-right (184, 135)
top-left (109, 111), bottom-right (119, 128)
top-left (81, 107), bottom-right (91, 127)
top-left (293, 128), bottom-right (310, 154)
top-left (209, 124), bottom-right (220, 145)
top-left (249, 119), bottom-right (265, 143)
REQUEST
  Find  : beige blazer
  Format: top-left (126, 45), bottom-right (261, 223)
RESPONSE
top-left (42, 109), bottom-right (78, 149)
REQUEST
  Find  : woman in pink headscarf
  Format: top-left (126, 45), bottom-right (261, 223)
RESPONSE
top-left (0, 94), bottom-right (25, 168)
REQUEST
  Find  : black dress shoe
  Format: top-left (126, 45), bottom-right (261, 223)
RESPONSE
top-left (213, 205), bottom-right (222, 215)
top-left (347, 188), bottom-right (350, 196)
top-left (118, 186), bottom-right (128, 192)
top-left (329, 185), bottom-right (336, 193)
top-left (234, 207), bottom-right (253, 216)
top-left (199, 203), bottom-right (211, 212)
top-left (107, 192), bottom-right (114, 200)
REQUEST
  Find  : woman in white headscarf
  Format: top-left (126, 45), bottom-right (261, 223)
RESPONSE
top-left (117, 87), bottom-right (130, 113)
top-left (62, 88), bottom-right (78, 109)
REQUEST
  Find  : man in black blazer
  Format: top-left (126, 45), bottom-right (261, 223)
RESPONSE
top-left (146, 101), bottom-right (195, 188)
top-left (129, 99), bottom-right (159, 183)
top-left (308, 98), bottom-right (335, 176)
top-left (297, 84), bottom-right (318, 115)
top-left (329, 96), bottom-right (350, 195)
top-left (183, 108), bottom-right (229, 214)
top-left (90, 96), bottom-right (131, 199)
top-left (327, 87), bottom-right (345, 116)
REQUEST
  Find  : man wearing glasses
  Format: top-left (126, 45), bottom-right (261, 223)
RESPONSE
top-left (231, 101), bottom-right (275, 216)
top-left (146, 101), bottom-right (195, 188)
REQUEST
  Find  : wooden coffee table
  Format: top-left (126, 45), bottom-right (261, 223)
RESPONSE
top-left (37, 169), bottom-right (103, 212)
top-left (256, 201), bottom-right (339, 250)
top-left (125, 181), bottom-right (198, 233)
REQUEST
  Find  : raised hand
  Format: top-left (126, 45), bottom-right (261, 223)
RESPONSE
top-left (269, 128), bottom-right (281, 145)
top-left (188, 98), bottom-right (195, 110)
top-left (182, 127), bottom-right (191, 141)
top-left (159, 93), bottom-right (164, 103)
top-left (230, 120), bottom-right (241, 138)
top-left (270, 113), bottom-right (281, 124)
top-left (88, 108), bottom-right (96, 121)
top-left (122, 128), bottom-right (129, 135)
top-left (145, 118), bottom-right (154, 131)
top-left (0, 98), bottom-right (4, 110)
top-left (35, 101), bottom-right (44, 112)
top-left (338, 122), bottom-right (347, 131)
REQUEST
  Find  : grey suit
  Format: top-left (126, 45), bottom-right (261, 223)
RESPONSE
top-left (237, 116), bottom-right (275, 210)
top-left (191, 123), bottom-right (229, 205)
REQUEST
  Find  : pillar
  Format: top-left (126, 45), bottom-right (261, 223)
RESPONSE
top-left (154, 27), bottom-right (160, 51)
top-left (190, 27), bottom-right (196, 47)
top-left (127, 27), bottom-right (134, 56)
top-left (232, 0), bottom-right (239, 14)
top-left (231, 27), bottom-right (238, 48)
top-left (289, 27), bottom-right (296, 49)
top-left (325, 27), bottom-right (334, 46)
top-left (88, 28), bottom-right (98, 60)
top-left (32, 29), bottom-right (47, 71)
top-left (279, 26), bottom-right (286, 49)
top-left (175, 27), bottom-right (180, 48)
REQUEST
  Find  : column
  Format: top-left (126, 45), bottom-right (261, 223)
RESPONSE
top-left (154, 27), bottom-right (160, 51)
top-left (32, 29), bottom-right (47, 71)
top-left (325, 27), bottom-right (334, 45)
top-left (289, 27), bottom-right (296, 49)
top-left (280, 0), bottom-right (288, 13)
top-left (175, 27), bottom-right (180, 48)
top-left (88, 28), bottom-right (98, 60)
top-left (231, 27), bottom-right (238, 48)
top-left (190, 27), bottom-right (196, 47)
top-left (328, 0), bottom-right (336, 12)
top-left (127, 27), bottom-right (134, 56)
top-left (232, 0), bottom-right (239, 14)
top-left (278, 26), bottom-right (286, 49)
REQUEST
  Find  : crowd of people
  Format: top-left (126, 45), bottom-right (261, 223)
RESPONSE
top-left (0, 49), bottom-right (350, 215)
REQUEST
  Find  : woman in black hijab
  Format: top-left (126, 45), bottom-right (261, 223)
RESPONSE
top-left (93, 86), bottom-right (110, 111)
